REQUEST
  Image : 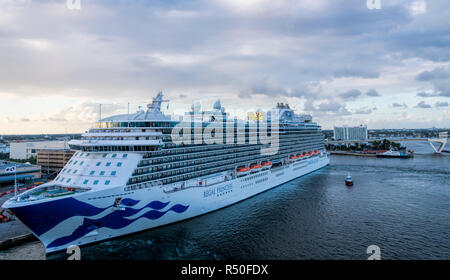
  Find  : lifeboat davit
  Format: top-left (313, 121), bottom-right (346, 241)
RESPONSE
top-left (236, 167), bottom-right (250, 177)
top-left (261, 161), bottom-right (272, 170)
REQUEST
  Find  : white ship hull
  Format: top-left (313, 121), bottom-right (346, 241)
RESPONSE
top-left (8, 155), bottom-right (329, 254)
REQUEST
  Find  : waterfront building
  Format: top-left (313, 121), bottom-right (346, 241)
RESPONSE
top-left (0, 160), bottom-right (41, 184)
top-left (37, 149), bottom-right (76, 174)
top-left (9, 141), bottom-right (70, 160)
top-left (333, 125), bottom-right (368, 141)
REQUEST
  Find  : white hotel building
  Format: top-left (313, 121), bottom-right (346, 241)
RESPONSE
top-left (333, 125), bottom-right (368, 141)
top-left (9, 141), bottom-right (70, 160)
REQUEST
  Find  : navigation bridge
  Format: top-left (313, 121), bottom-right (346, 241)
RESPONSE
top-left (327, 132), bottom-right (449, 154)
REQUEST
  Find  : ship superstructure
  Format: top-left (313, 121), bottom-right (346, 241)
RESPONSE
top-left (2, 92), bottom-right (329, 253)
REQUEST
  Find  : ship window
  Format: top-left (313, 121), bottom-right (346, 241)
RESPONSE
top-left (123, 154), bottom-right (128, 158)
top-left (102, 154), bottom-right (107, 158)
top-left (117, 162), bottom-right (122, 167)
top-left (105, 180), bottom-right (110, 185)
top-left (112, 154), bottom-right (117, 158)
top-left (66, 178), bottom-right (71, 183)
top-left (100, 171), bottom-right (105, 176)
top-left (74, 161), bottom-right (78, 165)
top-left (93, 180), bottom-right (99, 185)
top-left (106, 162), bottom-right (111, 167)
top-left (90, 171), bottom-right (95, 175)
top-left (111, 171), bottom-right (117, 176)
top-left (96, 162), bottom-right (101, 166)
top-left (68, 169), bottom-right (72, 173)
top-left (73, 170), bottom-right (77, 174)
top-left (80, 161), bottom-right (84, 166)
top-left (69, 160), bottom-right (72, 164)
top-left (83, 180), bottom-right (89, 184)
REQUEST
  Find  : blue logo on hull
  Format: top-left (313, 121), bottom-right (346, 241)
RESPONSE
top-left (9, 197), bottom-right (189, 249)
top-left (47, 202), bottom-right (189, 248)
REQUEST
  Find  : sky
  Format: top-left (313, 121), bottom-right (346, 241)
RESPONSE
top-left (0, 0), bottom-right (449, 134)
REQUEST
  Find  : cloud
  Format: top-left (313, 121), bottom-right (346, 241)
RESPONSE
top-left (354, 108), bottom-right (373, 115)
top-left (415, 67), bottom-right (450, 98)
top-left (392, 102), bottom-right (408, 108)
top-left (339, 89), bottom-right (362, 100)
top-left (304, 99), bottom-right (352, 116)
top-left (414, 101), bottom-right (432, 108)
top-left (365, 89), bottom-right (381, 97)
top-left (417, 92), bottom-right (437, 98)
top-left (435, 101), bottom-right (449, 107)
top-left (0, 0), bottom-right (450, 132)
top-left (333, 68), bottom-right (380, 79)
top-left (416, 67), bottom-right (450, 81)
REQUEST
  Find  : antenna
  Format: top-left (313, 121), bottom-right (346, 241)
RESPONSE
top-left (99, 104), bottom-right (102, 121)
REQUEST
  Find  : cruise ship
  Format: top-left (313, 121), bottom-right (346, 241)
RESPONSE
top-left (2, 92), bottom-right (329, 253)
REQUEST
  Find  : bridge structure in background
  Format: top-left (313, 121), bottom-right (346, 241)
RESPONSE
top-left (326, 131), bottom-right (449, 154)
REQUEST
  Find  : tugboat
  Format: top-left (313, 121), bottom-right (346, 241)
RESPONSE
top-left (345, 173), bottom-right (353, 187)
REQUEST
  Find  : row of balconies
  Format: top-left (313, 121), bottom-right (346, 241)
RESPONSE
top-left (128, 142), bottom-right (324, 185)
top-left (128, 144), bottom-right (324, 185)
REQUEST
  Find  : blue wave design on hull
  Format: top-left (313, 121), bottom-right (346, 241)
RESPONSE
top-left (11, 198), bottom-right (108, 236)
top-left (47, 203), bottom-right (189, 248)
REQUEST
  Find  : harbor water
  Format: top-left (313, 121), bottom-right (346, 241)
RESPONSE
top-left (1, 142), bottom-right (449, 260)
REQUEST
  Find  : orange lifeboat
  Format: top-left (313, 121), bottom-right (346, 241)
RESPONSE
top-left (261, 161), bottom-right (272, 170)
top-left (250, 164), bottom-right (262, 173)
top-left (236, 166), bottom-right (251, 177)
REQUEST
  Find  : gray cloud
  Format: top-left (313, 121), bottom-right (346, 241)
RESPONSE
top-left (435, 101), bottom-right (449, 107)
top-left (415, 101), bottom-right (432, 108)
top-left (334, 68), bottom-right (380, 79)
top-left (415, 67), bottom-right (450, 98)
top-left (366, 89), bottom-right (381, 97)
top-left (354, 108), bottom-right (372, 115)
top-left (416, 67), bottom-right (450, 81)
top-left (304, 99), bottom-right (352, 116)
top-left (339, 89), bottom-right (362, 100)
top-left (392, 102), bottom-right (408, 108)
top-left (0, 0), bottom-right (449, 130)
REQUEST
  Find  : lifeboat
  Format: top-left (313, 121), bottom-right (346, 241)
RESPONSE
top-left (250, 164), bottom-right (262, 173)
top-left (261, 161), bottom-right (272, 170)
top-left (289, 155), bottom-right (297, 162)
top-left (236, 166), bottom-right (250, 177)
